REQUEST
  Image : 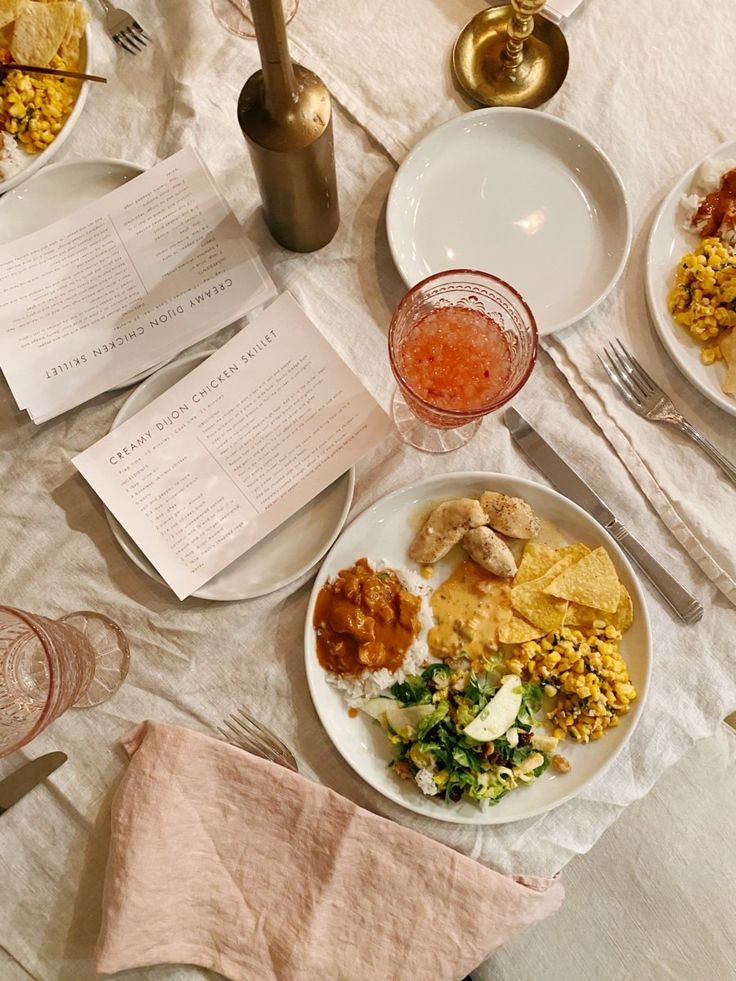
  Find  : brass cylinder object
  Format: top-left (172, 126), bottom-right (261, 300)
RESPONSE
top-left (237, 0), bottom-right (339, 253)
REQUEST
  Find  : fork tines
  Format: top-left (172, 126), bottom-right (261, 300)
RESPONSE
top-left (218, 708), bottom-right (298, 772)
top-left (598, 338), bottom-right (664, 413)
top-left (115, 21), bottom-right (150, 54)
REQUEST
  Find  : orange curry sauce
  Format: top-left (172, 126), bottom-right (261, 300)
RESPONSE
top-left (694, 168), bottom-right (736, 238)
top-left (313, 558), bottom-right (421, 676)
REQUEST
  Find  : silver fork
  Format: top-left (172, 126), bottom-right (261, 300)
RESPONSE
top-left (600, 339), bottom-right (736, 488)
top-left (218, 708), bottom-right (299, 772)
top-left (96, 0), bottom-right (151, 54)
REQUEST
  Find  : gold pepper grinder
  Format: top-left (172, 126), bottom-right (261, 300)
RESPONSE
top-left (237, 0), bottom-right (339, 252)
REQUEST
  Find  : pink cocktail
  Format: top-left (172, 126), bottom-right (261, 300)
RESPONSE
top-left (389, 270), bottom-right (538, 452)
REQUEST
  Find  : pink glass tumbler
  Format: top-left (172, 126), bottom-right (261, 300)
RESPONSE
top-left (0, 606), bottom-right (129, 758)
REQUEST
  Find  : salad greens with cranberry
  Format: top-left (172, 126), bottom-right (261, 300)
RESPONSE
top-left (361, 661), bottom-right (554, 806)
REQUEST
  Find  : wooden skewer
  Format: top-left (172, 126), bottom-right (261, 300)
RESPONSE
top-left (0, 63), bottom-right (107, 83)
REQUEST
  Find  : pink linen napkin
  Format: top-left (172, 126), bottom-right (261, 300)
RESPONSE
top-left (96, 722), bottom-right (564, 981)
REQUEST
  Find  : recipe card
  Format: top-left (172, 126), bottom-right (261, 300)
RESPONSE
top-left (0, 146), bottom-right (275, 423)
top-left (73, 293), bottom-right (392, 600)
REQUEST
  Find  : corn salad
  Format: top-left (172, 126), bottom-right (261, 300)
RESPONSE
top-left (668, 237), bottom-right (736, 366)
top-left (0, 55), bottom-right (78, 154)
top-left (505, 623), bottom-right (637, 744)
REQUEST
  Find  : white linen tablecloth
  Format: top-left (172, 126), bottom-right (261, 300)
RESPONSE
top-left (1, 1), bottom-right (735, 979)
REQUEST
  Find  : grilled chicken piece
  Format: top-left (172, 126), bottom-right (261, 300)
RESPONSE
top-left (462, 526), bottom-right (517, 578)
top-left (479, 491), bottom-right (540, 540)
top-left (409, 498), bottom-right (486, 563)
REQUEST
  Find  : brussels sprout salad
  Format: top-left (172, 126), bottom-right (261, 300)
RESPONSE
top-left (361, 662), bottom-right (563, 807)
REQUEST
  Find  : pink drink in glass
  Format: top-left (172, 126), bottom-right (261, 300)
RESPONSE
top-left (398, 306), bottom-right (512, 426)
top-left (388, 270), bottom-right (538, 452)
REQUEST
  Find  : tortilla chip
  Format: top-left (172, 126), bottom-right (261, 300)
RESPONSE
top-left (10, 0), bottom-right (74, 65)
top-left (514, 542), bottom-right (590, 586)
top-left (499, 614), bottom-right (546, 644)
top-left (59, 0), bottom-right (86, 63)
top-left (612, 584), bottom-right (634, 631)
top-left (514, 543), bottom-right (559, 585)
top-left (565, 582), bottom-right (634, 632)
top-left (511, 582), bottom-right (568, 632)
top-left (0, 0), bottom-right (26, 30)
top-left (544, 546), bottom-right (621, 613)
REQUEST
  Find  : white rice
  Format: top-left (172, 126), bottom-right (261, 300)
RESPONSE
top-left (325, 560), bottom-right (435, 708)
top-left (679, 157), bottom-right (736, 236)
top-left (0, 132), bottom-right (24, 182)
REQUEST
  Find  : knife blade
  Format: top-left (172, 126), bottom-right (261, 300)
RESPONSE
top-left (0, 752), bottom-right (67, 815)
top-left (505, 407), bottom-right (704, 625)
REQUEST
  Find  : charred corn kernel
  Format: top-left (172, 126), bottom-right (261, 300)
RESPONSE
top-left (669, 237), bottom-right (736, 353)
top-left (505, 621), bottom-right (636, 744)
top-left (433, 769), bottom-right (449, 789)
top-left (1, 57), bottom-right (79, 155)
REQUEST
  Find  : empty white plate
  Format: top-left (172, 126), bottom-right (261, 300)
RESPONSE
top-left (0, 157), bottom-right (142, 242)
top-left (0, 157), bottom-right (169, 392)
top-left (386, 108), bottom-right (632, 335)
top-left (107, 351), bottom-right (356, 601)
top-left (646, 139), bottom-right (736, 417)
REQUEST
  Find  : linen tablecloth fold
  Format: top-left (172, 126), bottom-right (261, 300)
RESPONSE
top-left (95, 722), bottom-right (564, 981)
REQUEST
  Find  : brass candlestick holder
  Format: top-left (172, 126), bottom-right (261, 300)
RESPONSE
top-left (452, 0), bottom-right (569, 109)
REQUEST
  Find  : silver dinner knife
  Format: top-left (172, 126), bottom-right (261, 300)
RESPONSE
top-left (0, 752), bottom-right (67, 815)
top-left (505, 408), bottom-right (704, 625)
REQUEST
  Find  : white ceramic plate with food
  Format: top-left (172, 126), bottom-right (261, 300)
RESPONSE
top-left (0, 23), bottom-right (92, 195)
top-left (386, 108), bottom-right (631, 336)
top-left (305, 472), bottom-right (651, 825)
top-left (646, 138), bottom-right (736, 417)
top-left (107, 351), bottom-right (356, 602)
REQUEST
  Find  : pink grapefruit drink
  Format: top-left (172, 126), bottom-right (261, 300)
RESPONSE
top-left (388, 270), bottom-right (537, 453)
top-left (397, 306), bottom-right (512, 426)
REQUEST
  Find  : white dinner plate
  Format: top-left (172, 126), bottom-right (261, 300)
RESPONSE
top-left (305, 472), bottom-right (651, 825)
top-left (386, 108), bottom-right (632, 335)
top-left (0, 157), bottom-right (167, 391)
top-left (646, 139), bottom-right (736, 417)
top-left (0, 25), bottom-right (92, 195)
top-left (0, 156), bottom-right (142, 240)
top-left (106, 352), bottom-right (356, 602)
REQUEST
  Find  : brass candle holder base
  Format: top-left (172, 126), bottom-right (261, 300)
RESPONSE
top-left (452, 4), bottom-right (569, 109)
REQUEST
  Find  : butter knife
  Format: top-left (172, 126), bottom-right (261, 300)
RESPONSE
top-left (505, 408), bottom-right (703, 625)
top-left (0, 752), bottom-right (67, 815)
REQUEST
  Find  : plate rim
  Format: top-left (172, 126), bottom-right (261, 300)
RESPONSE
top-left (304, 470), bottom-right (652, 826)
top-left (106, 350), bottom-right (357, 602)
top-left (386, 106), bottom-right (633, 336)
top-left (0, 156), bottom-right (145, 230)
top-left (0, 23), bottom-right (93, 196)
top-left (645, 137), bottom-right (736, 418)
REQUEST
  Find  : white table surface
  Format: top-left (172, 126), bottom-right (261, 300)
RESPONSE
top-left (1, 0), bottom-right (736, 979)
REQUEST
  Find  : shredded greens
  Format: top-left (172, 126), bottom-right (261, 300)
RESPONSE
top-left (376, 663), bottom-right (550, 806)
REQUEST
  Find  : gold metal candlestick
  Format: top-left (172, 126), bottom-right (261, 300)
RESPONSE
top-left (452, 0), bottom-right (569, 109)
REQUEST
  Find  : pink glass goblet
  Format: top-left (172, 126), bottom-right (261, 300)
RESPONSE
top-left (211, 0), bottom-right (299, 38)
top-left (388, 269), bottom-right (538, 453)
top-left (0, 606), bottom-right (130, 758)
